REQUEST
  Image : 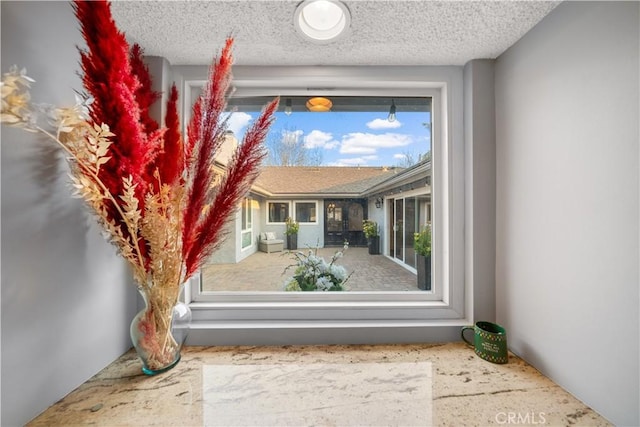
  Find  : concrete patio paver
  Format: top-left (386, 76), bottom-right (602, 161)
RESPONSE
top-left (201, 247), bottom-right (420, 292)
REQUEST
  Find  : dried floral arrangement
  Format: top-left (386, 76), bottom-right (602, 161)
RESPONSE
top-left (1, 0), bottom-right (277, 371)
top-left (283, 243), bottom-right (352, 292)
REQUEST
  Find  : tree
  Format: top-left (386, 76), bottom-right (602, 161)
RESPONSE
top-left (395, 150), bottom-right (431, 168)
top-left (395, 151), bottom-right (418, 168)
top-left (266, 127), bottom-right (322, 166)
top-left (395, 120), bottom-right (432, 168)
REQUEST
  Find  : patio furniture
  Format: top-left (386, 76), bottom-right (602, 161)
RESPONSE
top-left (259, 232), bottom-right (284, 253)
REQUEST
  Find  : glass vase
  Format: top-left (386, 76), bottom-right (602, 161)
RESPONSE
top-left (130, 284), bottom-right (192, 375)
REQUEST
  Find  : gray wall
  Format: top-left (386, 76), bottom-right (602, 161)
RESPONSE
top-left (1, 2), bottom-right (137, 426)
top-left (3, 1), bottom-right (637, 425)
top-left (495, 2), bottom-right (639, 425)
top-left (366, 199), bottom-right (385, 253)
top-left (463, 59), bottom-right (496, 323)
top-left (299, 200), bottom-right (324, 248)
top-left (258, 199), bottom-right (325, 249)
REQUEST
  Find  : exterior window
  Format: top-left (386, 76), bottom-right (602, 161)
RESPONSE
top-left (182, 66), bottom-right (465, 344)
top-left (241, 197), bottom-right (252, 249)
top-left (294, 201), bottom-right (317, 223)
top-left (268, 202), bottom-right (289, 223)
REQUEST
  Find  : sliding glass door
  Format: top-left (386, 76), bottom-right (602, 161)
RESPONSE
top-left (389, 193), bottom-right (429, 270)
top-left (394, 199), bottom-right (403, 262)
top-left (404, 197), bottom-right (417, 268)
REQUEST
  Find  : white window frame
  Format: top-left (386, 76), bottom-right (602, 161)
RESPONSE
top-left (176, 65), bottom-right (467, 344)
top-left (293, 200), bottom-right (318, 225)
top-left (266, 200), bottom-right (291, 225)
top-left (240, 197), bottom-right (253, 250)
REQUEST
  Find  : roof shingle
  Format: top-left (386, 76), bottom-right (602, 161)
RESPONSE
top-left (254, 166), bottom-right (402, 195)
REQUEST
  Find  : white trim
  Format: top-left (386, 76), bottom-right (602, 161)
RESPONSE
top-left (182, 79), bottom-right (207, 138)
top-left (240, 197), bottom-right (253, 251)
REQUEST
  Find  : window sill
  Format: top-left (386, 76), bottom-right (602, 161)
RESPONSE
top-left (186, 319), bottom-right (469, 345)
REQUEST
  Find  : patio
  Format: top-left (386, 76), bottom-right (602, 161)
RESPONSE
top-left (201, 247), bottom-right (419, 292)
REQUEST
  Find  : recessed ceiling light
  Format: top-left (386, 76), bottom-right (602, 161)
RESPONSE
top-left (294, 0), bottom-right (351, 44)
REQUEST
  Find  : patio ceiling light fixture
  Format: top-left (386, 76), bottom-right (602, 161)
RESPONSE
top-left (388, 99), bottom-right (397, 122)
top-left (306, 96), bottom-right (333, 112)
top-left (294, 0), bottom-right (351, 44)
top-left (285, 98), bottom-right (293, 115)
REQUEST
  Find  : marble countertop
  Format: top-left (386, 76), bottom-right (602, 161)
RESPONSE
top-left (28, 342), bottom-right (610, 426)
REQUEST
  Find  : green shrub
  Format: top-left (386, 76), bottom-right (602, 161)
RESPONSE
top-left (414, 224), bottom-right (431, 257)
top-left (285, 217), bottom-right (299, 235)
top-left (362, 220), bottom-right (379, 238)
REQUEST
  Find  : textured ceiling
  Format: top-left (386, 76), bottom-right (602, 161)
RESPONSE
top-left (110, 0), bottom-right (560, 66)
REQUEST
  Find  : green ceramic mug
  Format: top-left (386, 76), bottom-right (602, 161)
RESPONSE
top-left (461, 321), bottom-right (508, 364)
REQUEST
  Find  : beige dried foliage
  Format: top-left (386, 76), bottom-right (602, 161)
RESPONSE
top-left (120, 176), bottom-right (142, 228)
top-left (55, 101), bottom-right (89, 135)
top-left (2, 66), bottom-right (192, 371)
top-left (1, 67), bottom-right (150, 287)
top-left (140, 180), bottom-right (184, 298)
top-left (0, 66), bottom-right (35, 128)
top-left (64, 122), bottom-right (114, 175)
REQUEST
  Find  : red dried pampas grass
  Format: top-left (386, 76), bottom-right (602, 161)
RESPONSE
top-left (73, 0), bottom-right (163, 211)
top-left (129, 44), bottom-right (161, 136)
top-left (4, 0), bottom-right (277, 374)
top-left (157, 84), bottom-right (184, 188)
top-left (72, 0), bottom-right (278, 284)
top-left (183, 97), bottom-right (279, 278)
top-left (181, 38), bottom-right (278, 277)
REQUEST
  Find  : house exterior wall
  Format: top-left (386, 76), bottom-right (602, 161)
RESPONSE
top-left (259, 198), bottom-right (325, 249)
top-left (206, 197), bottom-right (262, 264)
top-left (298, 201), bottom-right (324, 248)
top-left (237, 197), bottom-right (260, 262)
top-left (366, 198), bottom-right (385, 249)
top-left (207, 215), bottom-right (238, 264)
top-left (221, 192), bottom-right (434, 260)
top-left (260, 199), bottom-right (289, 244)
top-left (214, 194), bottom-right (416, 260)
top-left (495, 2), bottom-right (639, 425)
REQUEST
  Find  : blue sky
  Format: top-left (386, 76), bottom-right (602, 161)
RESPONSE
top-left (226, 110), bottom-right (431, 167)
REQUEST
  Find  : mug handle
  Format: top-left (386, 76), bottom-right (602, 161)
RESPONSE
top-left (461, 326), bottom-right (474, 346)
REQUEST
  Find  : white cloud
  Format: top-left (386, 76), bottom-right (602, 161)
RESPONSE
top-left (330, 155), bottom-right (379, 166)
top-left (303, 130), bottom-right (339, 149)
top-left (340, 132), bottom-right (413, 155)
top-left (366, 118), bottom-right (402, 130)
top-left (393, 153), bottom-right (408, 159)
top-left (225, 112), bottom-right (253, 136)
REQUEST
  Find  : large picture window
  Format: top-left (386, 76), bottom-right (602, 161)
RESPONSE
top-left (182, 66), bottom-right (466, 344)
